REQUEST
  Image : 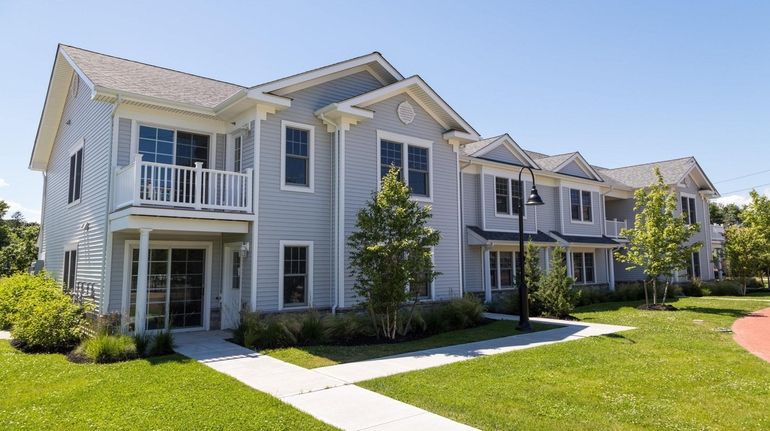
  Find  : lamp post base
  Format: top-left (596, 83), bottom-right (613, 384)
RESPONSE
top-left (516, 319), bottom-right (532, 331)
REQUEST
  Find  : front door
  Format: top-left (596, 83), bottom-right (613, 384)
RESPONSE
top-left (221, 244), bottom-right (243, 330)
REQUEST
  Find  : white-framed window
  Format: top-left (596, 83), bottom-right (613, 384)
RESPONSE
top-left (681, 194), bottom-right (697, 225)
top-left (408, 247), bottom-right (434, 299)
top-left (137, 124), bottom-right (212, 167)
top-left (572, 252), bottom-right (595, 283)
top-left (376, 130), bottom-right (433, 201)
top-left (570, 189), bottom-right (592, 222)
top-left (489, 250), bottom-right (523, 289)
top-left (68, 140), bottom-right (84, 205)
top-left (687, 251), bottom-right (701, 279)
top-left (280, 120), bottom-right (315, 192)
top-left (62, 245), bottom-right (78, 292)
top-left (494, 176), bottom-right (523, 217)
top-left (279, 240), bottom-right (314, 309)
top-left (233, 135), bottom-right (242, 172)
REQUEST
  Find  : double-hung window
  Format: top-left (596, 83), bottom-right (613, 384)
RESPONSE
top-left (280, 241), bottom-right (313, 308)
top-left (377, 131), bottom-right (432, 199)
top-left (572, 252), bottom-right (595, 283)
top-left (62, 248), bottom-right (77, 292)
top-left (681, 196), bottom-right (697, 225)
top-left (68, 145), bottom-right (83, 204)
top-left (488, 251), bottom-right (522, 289)
top-left (494, 177), bottom-right (522, 216)
top-left (570, 189), bottom-right (592, 222)
top-left (233, 135), bottom-right (242, 172)
top-left (281, 121), bottom-right (315, 192)
top-left (408, 248), bottom-right (433, 299)
top-left (687, 251), bottom-right (701, 279)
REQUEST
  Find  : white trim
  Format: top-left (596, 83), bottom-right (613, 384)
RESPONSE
top-left (280, 120), bottom-right (316, 193)
top-left (480, 166), bottom-right (487, 230)
top-left (67, 139), bottom-right (85, 208)
top-left (222, 242), bottom-right (244, 330)
top-left (570, 251), bottom-right (597, 284)
top-left (109, 206), bottom-right (252, 222)
top-left (132, 121), bottom-right (215, 167)
top-left (123, 239), bottom-right (213, 332)
top-left (491, 175), bottom-right (528, 220)
top-left (109, 213), bottom-right (249, 233)
top-left (455, 148), bottom-right (464, 298)
top-left (376, 130), bottom-right (434, 202)
top-left (568, 188), bottom-right (595, 224)
top-left (469, 134), bottom-right (540, 169)
top-left (278, 240), bottom-right (314, 310)
top-left (553, 152), bottom-right (602, 181)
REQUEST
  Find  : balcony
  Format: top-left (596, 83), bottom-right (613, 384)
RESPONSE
top-left (605, 219), bottom-right (627, 238)
top-left (114, 155), bottom-right (253, 213)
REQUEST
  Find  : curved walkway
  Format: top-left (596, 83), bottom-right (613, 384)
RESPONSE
top-left (732, 306), bottom-right (770, 363)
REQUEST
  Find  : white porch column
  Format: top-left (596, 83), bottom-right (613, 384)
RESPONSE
top-left (135, 228), bottom-right (152, 333)
top-left (544, 247), bottom-right (551, 272)
top-left (608, 248), bottom-right (616, 291)
top-left (566, 247), bottom-right (573, 279)
top-left (482, 247), bottom-right (492, 303)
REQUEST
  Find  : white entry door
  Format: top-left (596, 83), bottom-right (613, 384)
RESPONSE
top-left (221, 243), bottom-right (243, 330)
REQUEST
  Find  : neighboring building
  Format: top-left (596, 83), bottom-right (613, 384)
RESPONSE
top-left (29, 45), bottom-right (719, 332)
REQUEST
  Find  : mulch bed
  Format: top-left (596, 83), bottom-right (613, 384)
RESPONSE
top-left (637, 303), bottom-right (678, 311)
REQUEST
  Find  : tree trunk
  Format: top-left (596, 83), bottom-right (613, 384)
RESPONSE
top-left (652, 279), bottom-right (658, 304)
top-left (643, 279), bottom-right (649, 305)
top-left (661, 279), bottom-right (670, 304)
top-left (399, 300), bottom-right (419, 336)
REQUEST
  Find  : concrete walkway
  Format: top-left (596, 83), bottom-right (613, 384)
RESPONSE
top-left (0, 330), bottom-right (10, 340)
top-left (174, 315), bottom-right (634, 430)
top-left (732, 306), bottom-right (770, 363)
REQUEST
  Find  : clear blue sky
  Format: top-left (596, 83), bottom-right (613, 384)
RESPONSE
top-left (1, 0), bottom-right (769, 221)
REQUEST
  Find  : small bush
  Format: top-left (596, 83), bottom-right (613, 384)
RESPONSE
top-left (612, 283), bottom-right (647, 302)
top-left (443, 295), bottom-right (484, 329)
top-left (703, 281), bottom-right (743, 296)
top-left (260, 319), bottom-right (297, 348)
top-left (12, 294), bottom-right (86, 353)
top-left (486, 292), bottom-right (520, 315)
top-left (75, 334), bottom-right (137, 363)
top-left (297, 310), bottom-right (326, 345)
top-left (0, 273), bottom-right (62, 329)
top-left (149, 331), bottom-right (175, 356)
top-left (133, 332), bottom-right (152, 357)
top-left (323, 312), bottom-right (372, 343)
top-left (681, 281), bottom-right (704, 297)
top-left (533, 248), bottom-right (579, 318)
top-left (747, 277), bottom-right (765, 288)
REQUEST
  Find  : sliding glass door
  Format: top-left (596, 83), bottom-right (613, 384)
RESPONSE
top-left (130, 247), bottom-right (206, 331)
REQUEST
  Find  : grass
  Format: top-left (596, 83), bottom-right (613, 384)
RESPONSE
top-left (0, 341), bottom-right (333, 430)
top-left (359, 296), bottom-right (770, 430)
top-left (266, 320), bottom-right (556, 368)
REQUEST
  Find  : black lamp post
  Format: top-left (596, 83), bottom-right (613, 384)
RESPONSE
top-left (517, 166), bottom-right (544, 331)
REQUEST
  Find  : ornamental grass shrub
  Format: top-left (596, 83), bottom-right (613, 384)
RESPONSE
top-left (74, 334), bottom-right (138, 363)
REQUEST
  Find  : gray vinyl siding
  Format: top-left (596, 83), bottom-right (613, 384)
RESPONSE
top-left (255, 71), bottom-right (383, 311)
top-left (215, 133), bottom-right (226, 170)
top-left (240, 121), bottom-right (255, 171)
top-left (559, 160), bottom-right (592, 179)
top-left (483, 175), bottom-right (537, 233)
top-left (534, 184), bottom-right (559, 233)
top-left (464, 246), bottom-right (483, 292)
top-left (107, 232), bottom-right (224, 321)
top-left (560, 187), bottom-right (603, 236)
top-left (679, 178), bottom-right (712, 280)
top-left (41, 76), bottom-right (112, 310)
top-left (482, 146), bottom-right (524, 165)
top-left (116, 118), bottom-right (132, 167)
top-left (462, 173), bottom-right (480, 227)
top-left (605, 198), bottom-right (634, 225)
top-left (344, 93), bottom-right (462, 305)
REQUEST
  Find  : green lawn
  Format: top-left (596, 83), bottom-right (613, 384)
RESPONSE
top-left (0, 342), bottom-right (333, 430)
top-left (267, 320), bottom-right (556, 368)
top-left (359, 296), bottom-right (770, 430)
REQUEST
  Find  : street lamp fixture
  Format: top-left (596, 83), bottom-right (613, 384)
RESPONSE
top-left (517, 166), bottom-right (544, 331)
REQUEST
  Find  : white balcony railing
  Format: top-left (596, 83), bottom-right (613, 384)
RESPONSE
top-left (605, 219), bottom-right (627, 238)
top-left (114, 155), bottom-right (253, 213)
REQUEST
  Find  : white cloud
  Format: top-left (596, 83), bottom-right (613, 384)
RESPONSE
top-left (3, 200), bottom-right (41, 223)
top-left (0, 178), bottom-right (8, 188)
top-left (713, 188), bottom-right (770, 207)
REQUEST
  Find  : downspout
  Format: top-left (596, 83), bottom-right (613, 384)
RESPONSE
top-left (458, 160), bottom-right (472, 295)
top-left (319, 113), bottom-right (339, 314)
top-left (600, 184), bottom-right (616, 290)
top-left (101, 95), bottom-right (122, 314)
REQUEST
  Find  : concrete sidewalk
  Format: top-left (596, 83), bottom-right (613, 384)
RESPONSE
top-left (313, 313), bottom-right (634, 383)
top-left (174, 314), bottom-right (634, 431)
top-left (0, 330), bottom-right (10, 340)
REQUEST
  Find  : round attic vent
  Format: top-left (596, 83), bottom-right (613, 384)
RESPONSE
top-left (397, 101), bottom-right (415, 125)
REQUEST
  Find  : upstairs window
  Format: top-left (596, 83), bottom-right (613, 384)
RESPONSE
top-left (681, 196), bottom-right (697, 225)
top-left (281, 121), bottom-right (315, 192)
top-left (494, 177), bottom-right (522, 216)
top-left (68, 146), bottom-right (83, 204)
top-left (377, 132), bottom-right (432, 199)
top-left (570, 189), bottom-right (592, 222)
top-left (233, 135), bottom-right (242, 172)
top-left (63, 249), bottom-right (77, 292)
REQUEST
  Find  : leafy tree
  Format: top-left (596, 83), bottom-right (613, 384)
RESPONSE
top-left (709, 202), bottom-right (743, 226)
top-left (523, 240), bottom-right (542, 312)
top-left (0, 201), bottom-right (40, 276)
top-left (348, 166), bottom-right (441, 340)
top-left (740, 190), bottom-right (770, 278)
top-left (614, 168), bottom-right (700, 305)
top-left (724, 225), bottom-right (765, 294)
top-left (532, 247), bottom-right (578, 318)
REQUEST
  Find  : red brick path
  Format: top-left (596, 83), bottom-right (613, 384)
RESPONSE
top-left (732, 306), bottom-right (770, 363)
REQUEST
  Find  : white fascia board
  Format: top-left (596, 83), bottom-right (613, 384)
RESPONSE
top-left (94, 86), bottom-right (219, 117)
top-left (471, 134), bottom-right (541, 169)
top-left (250, 53), bottom-right (403, 95)
top-left (553, 152), bottom-right (603, 181)
top-left (442, 130), bottom-right (477, 143)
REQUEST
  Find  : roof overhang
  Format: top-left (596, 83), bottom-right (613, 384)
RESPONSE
top-left (465, 134), bottom-right (541, 169)
top-left (679, 159), bottom-right (719, 197)
top-left (314, 75), bottom-right (480, 139)
top-left (553, 152), bottom-right (603, 182)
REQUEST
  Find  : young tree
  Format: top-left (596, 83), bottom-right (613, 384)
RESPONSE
top-left (614, 168), bottom-right (700, 305)
top-left (532, 247), bottom-right (578, 318)
top-left (740, 190), bottom-right (770, 280)
top-left (724, 225), bottom-right (765, 294)
top-left (523, 241), bottom-right (542, 312)
top-left (348, 166), bottom-right (441, 340)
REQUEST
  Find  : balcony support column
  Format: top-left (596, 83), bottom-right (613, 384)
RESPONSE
top-left (134, 228), bottom-right (152, 333)
top-left (608, 248), bottom-right (616, 291)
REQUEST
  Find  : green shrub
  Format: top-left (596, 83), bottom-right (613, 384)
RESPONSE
top-left (133, 332), bottom-right (152, 357)
top-left (148, 331), bottom-right (175, 356)
top-left (0, 273), bottom-right (61, 329)
top-left (443, 295), bottom-right (484, 329)
top-left (75, 334), bottom-right (138, 363)
top-left (747, 277), bottom-right (765, 288)
top-left (422, 307), bottom-right (449, 335)
top-left (297, 310), bottom-right (326, 345)
top-left (260, 319), bottom-right (297, 348)
top-left (486, 292), bottom-right (520, 315)
top-left (12, 294), bottom-right (86, 352)
top-left (576, 288), bottom-right (610, 306)
top-left (612, 282), bottom-right (647, 302)
top-left (703, 281), bottom-right (743, 296)
top-left (681, 280), bottom-right (704, 297)
top-left (532, 248), bottom-right (579, 318)
top-left (323, 312), bottom-right (373, 343)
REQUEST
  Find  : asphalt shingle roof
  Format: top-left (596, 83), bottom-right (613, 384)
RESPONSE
top-left (467, 226), bottom-right (556, 243)
top-left (596, 157), bottom-right (696, 188)
top-left (62, 45), bottom-right (245, 109)
top-left (549, 231), bottom-right (619, 245)
top-left (530, 152), bottom-right (576, 171)
top-left (461, 135), bottom-right (502, 156)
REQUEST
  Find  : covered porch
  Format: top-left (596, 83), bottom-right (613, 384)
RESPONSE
top-left (107, 213), bottom-right (251, 333)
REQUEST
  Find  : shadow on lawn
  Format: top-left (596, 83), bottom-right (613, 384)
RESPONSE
top-left (600, 333), bottom-right (636, 344)
top-left (676, 306), bottom-right (752, 319)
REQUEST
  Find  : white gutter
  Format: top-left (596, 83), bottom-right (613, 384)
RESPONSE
top-left (319, 112), bottom-right (341, 314)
